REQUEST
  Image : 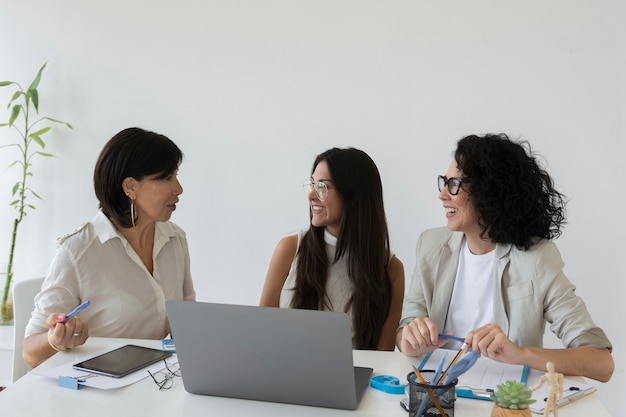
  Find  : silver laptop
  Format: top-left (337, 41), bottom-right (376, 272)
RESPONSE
top-left (165, 300), bottom-right (373, 410)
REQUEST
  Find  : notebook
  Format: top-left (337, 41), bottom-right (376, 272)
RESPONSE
top-left (165, 300), bottom-right (373, 410)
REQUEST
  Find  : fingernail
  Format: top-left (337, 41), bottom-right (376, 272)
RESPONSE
top-left (58, 314), bottom-right (65, 321)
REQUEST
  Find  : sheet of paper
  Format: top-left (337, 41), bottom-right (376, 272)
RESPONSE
top-left (527, 368), bottom-right (596, 414)
top-left (30, 343), bottom-right (179, 390)
top-left (419, 349), bottom-right (597, 410)
top-left (419, 348), bottom-right (527, 394)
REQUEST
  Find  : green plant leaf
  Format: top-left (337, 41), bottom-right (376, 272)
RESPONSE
top-left (45, 117), bottom-right (73, 129)
top-left (9, 104), bottom-right (21, 126)
top-left (28, 63), bottom-right (47, 92)
top-left (29, 89), bottom-right (40, 113)
top-left (8, 91), bottom-right (22, 107)
top-left (0, 81), bottom-right (18, 87)
top-left (31, 135), bottom-right (45, 148)
top-left (35, 151), bottom-right (54, 157)
top-left (30, 126), bottom-right (52, 137)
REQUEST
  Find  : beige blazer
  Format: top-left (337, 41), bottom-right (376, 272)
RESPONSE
top-left (399, 227), bottom-right (611, 350)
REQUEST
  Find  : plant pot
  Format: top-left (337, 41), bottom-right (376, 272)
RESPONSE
top-left (1, 282), bottom-right (13, 325)
top-left (0, 263), bottom-right (14, 325)
top-left (491, 404), bottom-right (531, 417)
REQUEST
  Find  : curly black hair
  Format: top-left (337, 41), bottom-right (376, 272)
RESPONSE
top-left (455, 133), bottom-right (566, 250)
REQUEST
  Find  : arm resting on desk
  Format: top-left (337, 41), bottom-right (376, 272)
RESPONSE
top-left (517, 346), bottom-right (613, 383)
top-left (463, 324), bottom-right (614, 383)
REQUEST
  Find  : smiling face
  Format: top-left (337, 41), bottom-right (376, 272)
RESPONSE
top-left (439, 160), bottom-right (482, 239)
top-left (307, 160), bottom-right (344, 236)
top-left (126, 169), bottom-right (183, 225)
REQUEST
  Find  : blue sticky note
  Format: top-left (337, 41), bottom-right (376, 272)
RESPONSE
top-left (58, 376), bottom-right (82, 390)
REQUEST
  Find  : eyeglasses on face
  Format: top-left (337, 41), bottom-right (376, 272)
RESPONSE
top-left (303, 180), bottom-right (332, 201)
top-left (438, 175), bottom-right (466, 196)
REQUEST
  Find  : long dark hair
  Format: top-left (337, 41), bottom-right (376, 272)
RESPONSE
top-left (455, 133), bottom-right (566, 249)
top-left (290, 147), bottom-right (392, 349)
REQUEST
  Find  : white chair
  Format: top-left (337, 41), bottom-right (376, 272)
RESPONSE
top-left (11, 277), bottom-right (44, 382)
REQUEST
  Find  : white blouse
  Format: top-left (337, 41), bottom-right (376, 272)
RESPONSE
top-left (25, 210), bottom-right (196, 339)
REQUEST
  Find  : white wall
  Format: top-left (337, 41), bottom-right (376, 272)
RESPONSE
top-left (1, 1), bottom-right (624, 414)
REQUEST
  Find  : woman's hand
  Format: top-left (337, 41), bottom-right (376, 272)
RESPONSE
top-left (23, 312), bottom-right (91, 368)
top-left (46, 312), bottom-right (89, 351)
top-left (465, 323), bottom-right (522, 364)
top-left (397, 317), bottom-right (449, 356)
top-left (466, 323), bottom-right (614, 382)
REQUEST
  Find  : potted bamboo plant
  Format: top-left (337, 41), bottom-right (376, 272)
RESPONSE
top-left (0, 62), bottom-right (72, 324)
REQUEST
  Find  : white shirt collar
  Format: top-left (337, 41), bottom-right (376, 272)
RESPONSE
top-left (324, 228), bottom-right (337, 246)
top-left (92, 210), bottom-right (177, 250)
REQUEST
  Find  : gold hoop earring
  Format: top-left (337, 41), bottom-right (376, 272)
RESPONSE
top-left (125, 191), bottom-right (137, 228)
top-left (130, 201), bottom-right (136, 228)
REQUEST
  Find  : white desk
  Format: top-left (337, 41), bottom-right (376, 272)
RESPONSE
top-left (0, 337), bottom-right (613, 417)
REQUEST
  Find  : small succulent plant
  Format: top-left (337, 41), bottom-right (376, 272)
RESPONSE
top-left (491, 380), bottom-right (536, 410)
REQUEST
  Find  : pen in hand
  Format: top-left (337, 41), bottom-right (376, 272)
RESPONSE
top-left (438, 333), bottom-right (467, 346)
top-left (62, 300), bottom-right (91, 323)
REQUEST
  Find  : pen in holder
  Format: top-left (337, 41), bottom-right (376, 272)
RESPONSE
top-left (407, 370), bottom-right (457, 417)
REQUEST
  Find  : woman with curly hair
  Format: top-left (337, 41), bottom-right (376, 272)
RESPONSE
top-left (396, 133), bottom-right (614, 382)
top-left (260, 147), bottom-right (404, 350)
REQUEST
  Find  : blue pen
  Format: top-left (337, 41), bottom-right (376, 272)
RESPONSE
top-left (438, 333), bottom-right (467, 345)
top-left (432, 351), bottom-right (448, 385)
top-left (62, 300), bottom-right (91, 323)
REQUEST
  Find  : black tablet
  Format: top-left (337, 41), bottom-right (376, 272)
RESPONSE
top-left (72, 344), bottom-right (173, 378)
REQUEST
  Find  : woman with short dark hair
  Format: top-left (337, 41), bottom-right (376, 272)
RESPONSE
top-left (23, 127), bottom-right (196, 368)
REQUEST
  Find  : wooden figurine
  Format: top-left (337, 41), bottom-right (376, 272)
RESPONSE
top-left (529, 362), bottom-right (564, 417)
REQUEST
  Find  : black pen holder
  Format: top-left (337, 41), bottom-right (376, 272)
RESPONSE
top-left (407, 370), bottom-right (457, 417)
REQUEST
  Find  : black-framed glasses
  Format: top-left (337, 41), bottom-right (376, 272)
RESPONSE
top-left (147, 360), bottom-right (181, 390)
top-left (438, 175), bottom-right (466, 196)
top-left (303, 180), bottom-right (332, 201)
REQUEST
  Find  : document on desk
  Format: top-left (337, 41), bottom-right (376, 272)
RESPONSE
top-left (527, 368), bottom-right (596, 414)
top-left (418, 348), bottom-right (529, 400)
top-left (30, 343), bottom-right (179, 390)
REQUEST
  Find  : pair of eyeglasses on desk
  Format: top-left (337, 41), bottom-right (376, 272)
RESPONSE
top-left (147, 360), bottom-right (181, 390)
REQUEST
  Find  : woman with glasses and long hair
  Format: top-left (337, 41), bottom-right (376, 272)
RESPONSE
top-left (260, 147), bottom-right (404, 350)
top-left (396, 133), bottom-right (614, 382)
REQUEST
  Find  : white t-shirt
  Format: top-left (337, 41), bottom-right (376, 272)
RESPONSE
top-left (25, 210), bottom-right (196, 339)
top-left (443, 238), bottom-right (495, 347)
